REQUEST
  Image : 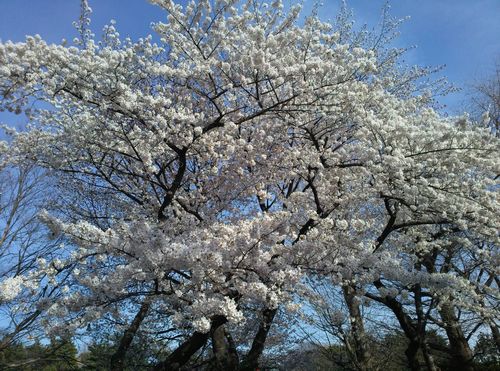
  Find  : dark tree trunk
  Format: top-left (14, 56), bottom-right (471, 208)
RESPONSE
top-left (412, 283), bottom-right (438, 371)
top-left (342, 285), bottom-right (372, 371)
top-left (485, 273), bottom-right (500, 353)
top-left (154, 316), bottom-right (226, 371)
top-left (367, 280), bottom-right (425, 371)
top-left (210, 324), bottom-right (239, 370)
top-left (439, 303), bottom-right (474, 371)
top-left (421, 341), bottom-right (438, 371)
top-left (110, 300), bottom-right (150, 371)
top-left (405, 339), bottom-right (421, 371)
top-left (239, 308), bottom-right (277, 371)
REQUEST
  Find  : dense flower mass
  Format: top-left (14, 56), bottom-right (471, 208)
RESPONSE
top-left (0, 1), bottom-right (498, 369)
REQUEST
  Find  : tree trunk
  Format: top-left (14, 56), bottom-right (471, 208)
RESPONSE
top-left (367, 281), bottom-right (423, 371)
top-left (439, 303), bottom-right (474, 371)
top-left (210, 324), bottom-right (239, 370)
top-left (412, 283), bottom-right (438, 371)
top-left (405, 339), bottom-right (421, 371)
top-left (421, 341), bottom-right (438, 371)
top-left (155, 316), bottom-right (226, 371)
top-left (110, 300), bottom-right (150, 371)
top-left (342, 285), bottom-right (372, 371)
top-left (239, 308), bottom-right (277, 371)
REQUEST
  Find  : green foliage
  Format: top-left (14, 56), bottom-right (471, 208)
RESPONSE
top-left (79, 342), bottom-right (113, 371)
top-left (474, 334), bottom-right (500, 371)
top-left (0, 338), bottom-right (78, 370)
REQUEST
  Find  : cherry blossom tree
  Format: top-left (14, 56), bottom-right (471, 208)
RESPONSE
top-left (0, 0), bottom-right (498, 369)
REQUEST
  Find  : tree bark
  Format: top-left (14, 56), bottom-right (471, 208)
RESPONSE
top-left (421, 341), bottom-right (438, 371)
top-left (439, 303), bottom-right (474, 371)
top-left (210, 324), bottom-right (239, 370)
top-left (110, 300), bottom-right (150, 371)
top-left (342, 285), bottom-right (372, 371)
top-left (413, 283), bottom-right (438, 371)
top-left (154, 316), bottom-right (226, 371)
top-left (405, 340), bottom-right (421, 371)
top-left (239, 308), bottom-right (277, 371)
top-left (367, 281), bottom-right (424, 371)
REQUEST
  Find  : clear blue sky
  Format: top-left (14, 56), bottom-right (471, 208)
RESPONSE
top-left (0, 0), bottom-right (499, 118)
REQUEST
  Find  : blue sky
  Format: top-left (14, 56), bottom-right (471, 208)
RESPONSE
top-left (0, 0), bottom-right (499, 118)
